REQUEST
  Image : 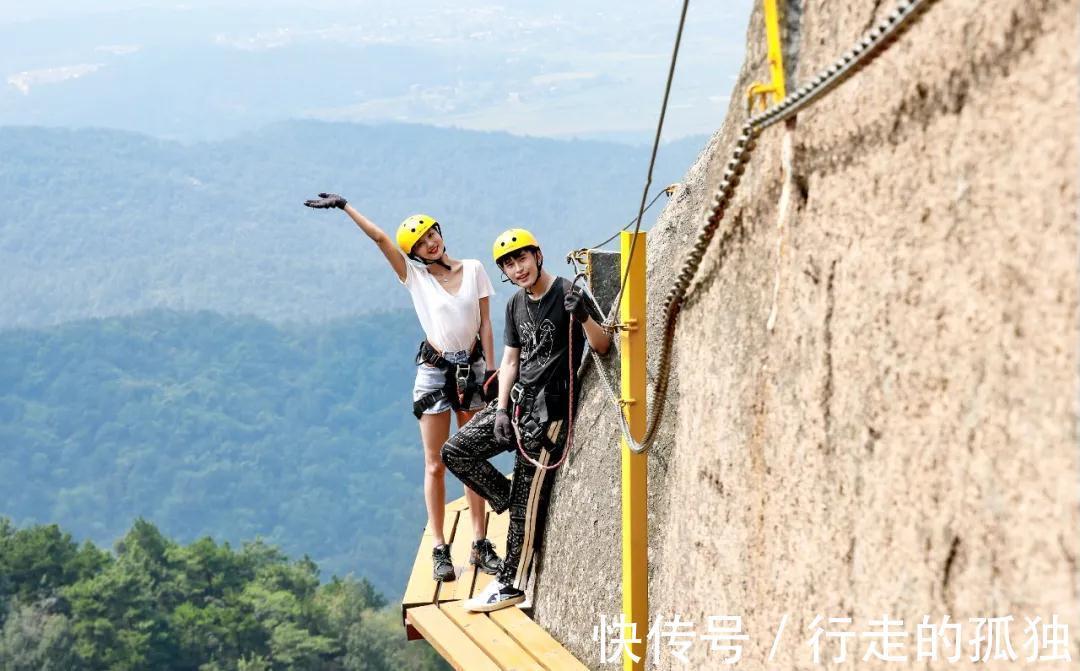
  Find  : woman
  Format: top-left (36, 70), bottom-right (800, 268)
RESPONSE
top-left (303, 192), bottom-right (502, 582)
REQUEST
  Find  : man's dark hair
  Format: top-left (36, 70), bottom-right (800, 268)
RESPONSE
top-left (496, 245), bottom-right (540, 268)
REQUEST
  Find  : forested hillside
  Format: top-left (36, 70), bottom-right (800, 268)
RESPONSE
top-left (0, 518), bottom-right (449, 670)
top-left (0, 121), bottom-right (702, 327)
top-left (0, 309), bottom-right (501, 598)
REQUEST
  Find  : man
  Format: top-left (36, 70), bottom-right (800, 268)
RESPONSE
top-left (441, 228), bottom-right (611, 612)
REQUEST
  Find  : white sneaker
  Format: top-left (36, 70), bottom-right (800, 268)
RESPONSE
top-left (463, 580), bottom-right (526, 613)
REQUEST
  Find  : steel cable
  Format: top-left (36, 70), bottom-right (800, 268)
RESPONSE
top-left (599, 0), bottom-right (942, 453)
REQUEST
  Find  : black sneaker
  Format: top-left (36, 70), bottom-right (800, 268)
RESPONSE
top-left (469, 539), bottom-right (503, 575)
top-left (432, 544), bottom-right (455, 582)
top-left (463, 581), bottom-right (526, 613)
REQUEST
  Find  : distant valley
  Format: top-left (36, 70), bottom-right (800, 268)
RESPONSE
top-left (0, 121), bottom-right (705, 328)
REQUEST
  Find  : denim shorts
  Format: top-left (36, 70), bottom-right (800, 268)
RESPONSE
top-left (412, 355), bottom-right (487, 415)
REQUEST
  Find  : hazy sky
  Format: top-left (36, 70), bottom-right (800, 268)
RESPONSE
top-left (0, 1), bottom-right (754, 141)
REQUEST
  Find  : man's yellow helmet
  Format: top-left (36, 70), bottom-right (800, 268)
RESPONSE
top-left (492, 228), bottom-right (540, 265)
top-left (396, 214), bottom-right (438, 255)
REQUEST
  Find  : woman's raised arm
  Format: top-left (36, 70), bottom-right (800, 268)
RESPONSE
top-left (304, 193), bottom-right (407, 282)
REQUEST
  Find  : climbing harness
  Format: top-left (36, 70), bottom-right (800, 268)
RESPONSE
top-left (510, 273), bottom-right (587, 471)
top-left (587, 0), bottom-right (942, 454)
top-left (509, 383), bottom-right (547, 445)
top-left (411, 339), bottom-right (495, 418)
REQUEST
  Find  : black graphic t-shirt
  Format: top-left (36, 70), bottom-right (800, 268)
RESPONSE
top-left (504, 276), bottom-right (603, 393)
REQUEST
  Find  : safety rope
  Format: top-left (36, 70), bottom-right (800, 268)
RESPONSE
top-left (606, 0), bottom-right (691, 333)
top-left (594, 0), bottom-right (942, 453)
top-left (557, 260), bottom-right (638, 453)
top-left (586, 186), bottom-right (675, 253)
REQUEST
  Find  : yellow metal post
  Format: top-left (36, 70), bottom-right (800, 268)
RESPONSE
top-left (747, 0), bottom-right (788, 112)
top-left (620, 231), bottom-right (647, 670)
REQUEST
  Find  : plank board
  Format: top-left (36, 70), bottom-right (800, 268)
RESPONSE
top-left (442, 601), bottom-right (545, 671)
top-left (489, 608), bottom-right (589, 671)
top-left (402, 500), bottom-right (588, 671)
top-left (445, 495), bottom-right (472, 512)
top-left (402, 510), bottom-right (459, 620)
top-left (444, 505), bottom-right (478, 602)
top-left (408, 605), bottom-right (501, 671)
top-left (452, 500), bottom-right (503, 601)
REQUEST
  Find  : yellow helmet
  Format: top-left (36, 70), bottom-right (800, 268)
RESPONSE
top-left (396, 214), bottom-right (439, 255)
top-left (492, 228), bottom-right (540, 264)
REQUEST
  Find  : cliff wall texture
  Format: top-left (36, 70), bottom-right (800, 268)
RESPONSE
top-left (532, 0), bottom-right (1078, 668)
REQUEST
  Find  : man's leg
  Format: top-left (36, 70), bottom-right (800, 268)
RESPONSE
top-left (441, 404), bottom-right (513, 513)
top-left (454, 407), bottom-right (503, 576)
top-left (497, 418), bottom-right (566, 591)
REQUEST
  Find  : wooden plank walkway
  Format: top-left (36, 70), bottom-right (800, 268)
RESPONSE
top-left (402, 495), bottom-right (587, 671)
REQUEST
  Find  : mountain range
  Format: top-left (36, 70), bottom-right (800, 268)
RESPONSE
top-left (0, 121), bottom-right (706, 328)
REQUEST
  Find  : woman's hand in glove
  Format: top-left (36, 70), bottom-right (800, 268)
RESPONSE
top-left (303, 193), bottom-right (347, 209)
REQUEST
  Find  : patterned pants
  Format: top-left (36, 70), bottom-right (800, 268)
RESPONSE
top-left (441, 402), bottom-right (566, 590)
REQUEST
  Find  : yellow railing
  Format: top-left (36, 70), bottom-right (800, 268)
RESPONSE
top-left (747, 0), bottom-right (787, 112)
top-left (619, 231), bottom-right (648, 670)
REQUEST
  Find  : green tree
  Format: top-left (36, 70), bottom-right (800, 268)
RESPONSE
top-left (0, 601), bottom-right (78, 671)
top-left (0, 521), bottom-right (107, 624)
top-left (63, 558), bottom-right (175, 670)
top-left (343, 609), bottom-right (449, 671)
top-left (313, 576), bottom-right (385, 635)
top-left (2, 516), bottom-right (451, 670)
top-left (171, 600), bottom-right (266, 670)
top-left (268, 622), bottom-right (338, 669)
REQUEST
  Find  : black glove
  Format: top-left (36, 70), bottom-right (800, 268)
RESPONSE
top-left (564, 287), bottom-right (590, 321)
top-left (494, 409), bottom-right (513, 448)
top-left (481, 370), bottom-right (499, 403)
top-left (303, 192), bottom-right (347, 209)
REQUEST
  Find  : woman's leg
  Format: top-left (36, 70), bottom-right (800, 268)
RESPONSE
top-left (419, 410), bottom-right (453, 546)
top-left (456, 409), bottom-right (488, 541)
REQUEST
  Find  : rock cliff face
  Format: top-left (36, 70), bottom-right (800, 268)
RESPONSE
top-left (532, 0), bottom-right (1079, 668)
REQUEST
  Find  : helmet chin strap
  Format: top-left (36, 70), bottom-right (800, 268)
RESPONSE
top-left (412, 253), bottom-right (452, 271)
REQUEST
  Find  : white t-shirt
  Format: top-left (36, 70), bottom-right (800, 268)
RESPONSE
top-left (399, 255), bottom-right (495, 354)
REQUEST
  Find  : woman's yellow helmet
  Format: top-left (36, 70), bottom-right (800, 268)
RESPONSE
top-left (396, 214), bottom-right (439, 255)
top-left (492, 228), bottom-right (540, 265)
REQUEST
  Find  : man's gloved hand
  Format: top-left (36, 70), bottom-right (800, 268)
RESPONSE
top-left (303, 192), bottom-right (347, 209)
top-left (494, 409), bottom-right (513, 448)
top-left (564, 286), bottom-right (590, 321)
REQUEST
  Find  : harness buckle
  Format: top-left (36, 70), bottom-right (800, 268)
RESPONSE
top-left (455, 363), bottom-right (471, 388)
top-left (509, 383), bottom-right (544, 443)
